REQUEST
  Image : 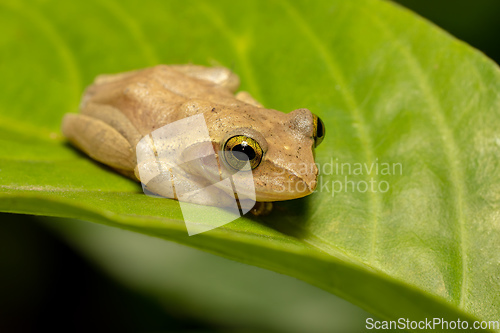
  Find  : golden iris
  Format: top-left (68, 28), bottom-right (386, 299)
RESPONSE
top-left (223, 135), bottom-right (263, 170)
top-left (313, 114), bottom-right (325, 147)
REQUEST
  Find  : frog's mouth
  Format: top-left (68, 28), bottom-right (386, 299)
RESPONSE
top-left (205, 164), bottom-right (318, 203)
top-left (253, 179), bottom-right (317, 202)
top-left (249, 159), bottom-right (318, 202)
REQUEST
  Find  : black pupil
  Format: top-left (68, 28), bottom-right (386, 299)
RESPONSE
top-left (232, 142), bottom-right (256, 161)
top-left (316, 117), bottom-right (325, 138)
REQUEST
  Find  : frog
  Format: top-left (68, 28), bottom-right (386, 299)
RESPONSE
top-left (61, 64), bottom-right (325, 214)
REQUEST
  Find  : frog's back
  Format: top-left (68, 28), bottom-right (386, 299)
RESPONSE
top-left (62, 65), bottom-right (242, 178)
top-left (81, 65), bottom-right (240, 135)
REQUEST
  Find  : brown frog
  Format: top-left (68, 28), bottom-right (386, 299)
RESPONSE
top-left (62, 65), bottom-right (325, 213)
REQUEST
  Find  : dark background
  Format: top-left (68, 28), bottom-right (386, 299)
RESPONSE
top-left (1, 1), bottom-right (499, 332)
top-left (396, 0), bottom-right (500, 64)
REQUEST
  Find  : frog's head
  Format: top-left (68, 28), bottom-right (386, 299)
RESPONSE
top-left (204, 106), bottom-right (325, 202)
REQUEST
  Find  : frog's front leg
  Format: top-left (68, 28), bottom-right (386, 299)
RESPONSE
top-left (170, 64), bottom-right (240, 92)
top-left (61, 113), bottom-right (136, 175)
top-left (235, 91), bottom-right (263, 108)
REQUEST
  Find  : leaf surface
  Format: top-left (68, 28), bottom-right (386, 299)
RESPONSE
top-left (1, 0), bottom-right (499, 327)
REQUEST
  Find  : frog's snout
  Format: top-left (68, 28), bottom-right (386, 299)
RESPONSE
top-left (277, 166), bottom-right (318, 200)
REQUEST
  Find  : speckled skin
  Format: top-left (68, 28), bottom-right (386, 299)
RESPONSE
top-left (62, 65), bottom-right (318, 206)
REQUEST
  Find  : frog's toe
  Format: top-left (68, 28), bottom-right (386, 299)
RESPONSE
top-left (250, 202), bottom-right (273, 216)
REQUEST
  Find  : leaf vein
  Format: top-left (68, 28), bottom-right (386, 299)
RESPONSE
top-left (280, 0), bottom-right (382, 263)
top-left (199, 2), bottom-right (265, 104)
top-left (366, 8), bottom-right (468, 306)
top-left (1, 1), bottom-right (82, 108)
top-left (94, 0), bottom-right (160, 65)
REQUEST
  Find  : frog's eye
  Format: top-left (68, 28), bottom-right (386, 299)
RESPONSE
top-left (223, 135), bottom-right (263, 170)
top-left (313, 114), bottom-right (325, 148)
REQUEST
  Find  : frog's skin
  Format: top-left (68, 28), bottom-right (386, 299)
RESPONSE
top-left (62, 65), bottom-right (322, 212)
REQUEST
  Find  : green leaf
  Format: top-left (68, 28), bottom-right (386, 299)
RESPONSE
top-left (1, 0), bottom-right (499, 328)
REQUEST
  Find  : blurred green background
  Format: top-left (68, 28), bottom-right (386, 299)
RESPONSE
top-left (1, 0), bottom-right (499, 332)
